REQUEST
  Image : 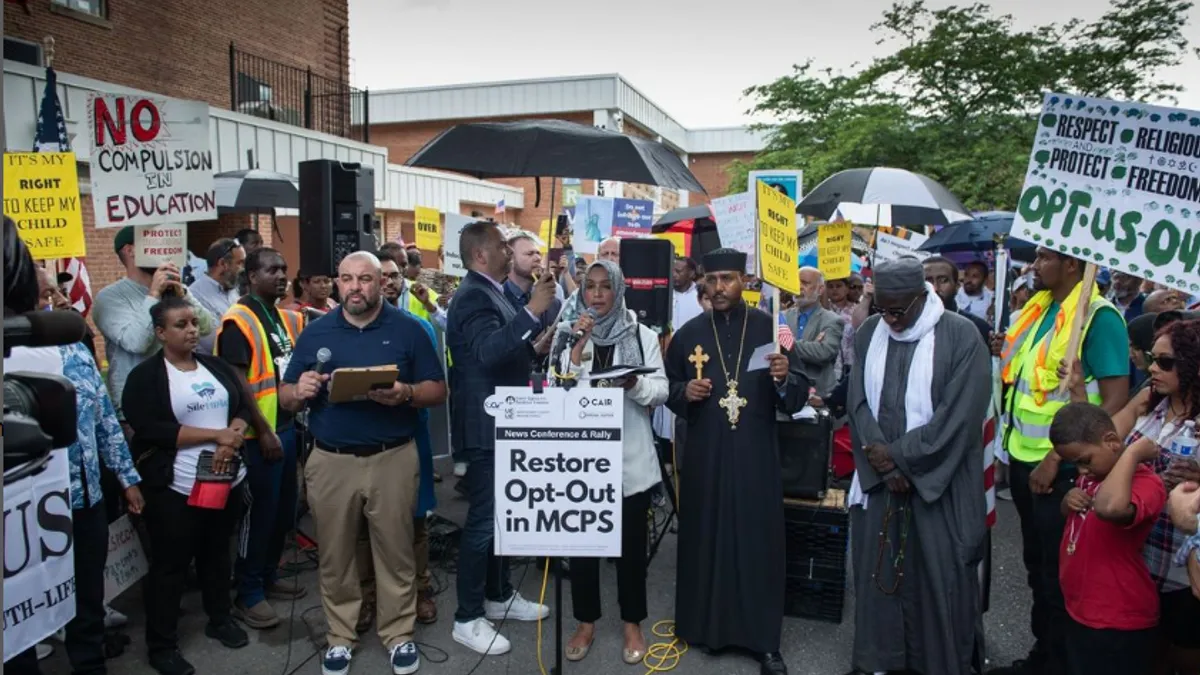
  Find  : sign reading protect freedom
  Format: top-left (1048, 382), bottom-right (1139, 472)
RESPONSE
top-left (1014, 92), bottom-right (1200, 294)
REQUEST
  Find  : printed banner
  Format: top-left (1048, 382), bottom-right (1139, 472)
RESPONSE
top-left (88, 94), bottom-right (215, 228)
top-left (134, 223), bottom-right (188, 269)
top-left (3, 450), bottom-right (76, 660)
top-left (712, 192), bottom-right (756, 273)
top-left (441, 213), bottom-right (473, 278)
top-left (875, 230), bottom-right (931, 264)
top-left (749, 169), bottom-right (804, 205)
top-left (817, 222), bottom-right (854, 280)
top-left (103, 515), bottom-right (148, 603)
top-left (612, 198), bottom-right (655, 238)
top-left (3, 152), bottom-right (87, 259)
top-left (414, 206), bottom-right (441, 255)
top-left (573, 196), bottom-right (615, 254)
top-left (488, 387), bottom-right (624, 557)
top-left (562, 178), bottom-right (582, 208)
top-left (756, 181), bottom-right (800, 295)
top-left (1014, 92), bottom-right (1200, 294)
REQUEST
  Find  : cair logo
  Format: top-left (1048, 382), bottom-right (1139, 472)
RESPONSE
top-left (578, 397), bottom-right (613, 409)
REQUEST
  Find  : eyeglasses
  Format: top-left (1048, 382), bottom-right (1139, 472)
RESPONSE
top-left (872, 295), bottom-right (922, 319)
top-left (1151, 355), bottom-right (1177, 372)
top-left (213, 239), bottom-right (240, 262)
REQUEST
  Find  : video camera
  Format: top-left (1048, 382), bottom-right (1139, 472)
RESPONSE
top-left (3, 310), bottom-right (85, 484)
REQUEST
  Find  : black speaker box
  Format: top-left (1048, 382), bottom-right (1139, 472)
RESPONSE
top-left (777, 409), bottom-right (833, 500)
top-left (619, 238), bottom-right (673, 332)
top-left (298, 159), bottom-right (376, 277)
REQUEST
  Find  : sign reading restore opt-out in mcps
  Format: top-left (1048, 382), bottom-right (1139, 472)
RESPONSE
top-left (1013, 92), bottom-right (1200, 295)
top-left (489, 387), bottom-right (624, 558)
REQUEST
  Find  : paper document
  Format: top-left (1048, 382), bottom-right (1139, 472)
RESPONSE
top-left (746, 342), bottom-right (775, 372)
top-left (583, 365), bottom-right (658, 381)
top-left (792, 406), bottom-right (819, 421)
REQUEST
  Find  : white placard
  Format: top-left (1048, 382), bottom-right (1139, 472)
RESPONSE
top-left (748, 170), bottom-right (804, 205)
top-left (88, 93), bottom-right (216, 228)
top-left (441, 213), bottom-right (473, 278)
top-left (875, 231), bottom-right (930, 264)
top-left (134, 223), bottom-right (188, 268)
top-left (103, 515), bottom-right (148, 603)
top-left (1014, 92), bottom-right (1200, 295)
top-left (3, 450), bottom-right (76, 660)
top-left (711, 192), bottom-right (757, 273)
top-left (488, 387), bottom-right (624, 557)
top-left (572, 196), bottom-right (616, 255)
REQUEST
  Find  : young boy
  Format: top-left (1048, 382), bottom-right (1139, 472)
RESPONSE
top-left (1050, 402), bottom-right (1167, 675)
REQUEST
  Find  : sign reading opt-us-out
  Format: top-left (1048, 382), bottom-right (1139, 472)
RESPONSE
top-left (1014, 92), bottom-right (1200, 294)
top-left (488, 387), bottom-right (624, 558)
top-left (88, 93), bottom-right (216, 228)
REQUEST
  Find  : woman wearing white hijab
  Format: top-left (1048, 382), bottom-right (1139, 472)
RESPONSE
top-left (550, 259), bottom-right (667, 664)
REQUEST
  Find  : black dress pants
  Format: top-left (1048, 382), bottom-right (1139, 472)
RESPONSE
top-left (571, 488), bottom-right (653, 624)
top-left (1009, 459), bottom-right (1076, 674)
top-left (7, 501), bottom-right (110, 675)
top-left (1064, 617), bottom-right (1154, 675)
top-left (142, 484), bottom-right (244, 655)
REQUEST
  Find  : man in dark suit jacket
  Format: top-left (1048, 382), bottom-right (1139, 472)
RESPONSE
top-left (445, 221), bottom-right (557, 655)
top-left (784, 268), bottom-right (846, 397)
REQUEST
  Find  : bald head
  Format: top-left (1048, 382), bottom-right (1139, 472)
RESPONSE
top-left (598, 237), bottom-right (621, 263)
top-left (1144, 289), bottom-right (1185, 314)
top-left (338, 251), bottom-right (383, 318)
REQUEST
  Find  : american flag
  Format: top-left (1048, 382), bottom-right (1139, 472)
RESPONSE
top-left (34, 65), bottom-right (93, 315)
top-left (983, 411), bottom-right (997, 528)
top-left (777, 313), bottom-right (795, 351)
top-left (495, 198), bottom-right (506, 216)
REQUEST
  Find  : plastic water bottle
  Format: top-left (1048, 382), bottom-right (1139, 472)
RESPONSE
top-left (1170, 420), bottom-right (1198, 458)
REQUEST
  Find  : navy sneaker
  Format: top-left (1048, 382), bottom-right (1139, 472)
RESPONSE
top-left (321, 645), bottom-right (352, 675)
top-left (390, 641), bottom-right (420, 674)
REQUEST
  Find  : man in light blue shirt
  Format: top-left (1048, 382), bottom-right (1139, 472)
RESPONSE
top-left (188, 238), bottom-right (245, 354)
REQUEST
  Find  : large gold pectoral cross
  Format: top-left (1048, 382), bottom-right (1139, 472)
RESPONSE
top-left (718, 380), bottom-right (748, 429)
top-left (688, 345), bottom-right (709, 380)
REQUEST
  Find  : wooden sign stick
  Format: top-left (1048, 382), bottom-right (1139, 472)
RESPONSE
top-left (1057, 263), bottom-right (1098, 395)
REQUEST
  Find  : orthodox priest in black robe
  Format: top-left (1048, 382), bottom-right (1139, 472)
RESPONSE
top-left (664, 248), bottom-right (809, 675)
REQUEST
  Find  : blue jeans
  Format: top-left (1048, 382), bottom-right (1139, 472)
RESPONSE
top-left (454, 448), bottom-right (514, 623)
top-left (234, 426), bottom-right (298, 607)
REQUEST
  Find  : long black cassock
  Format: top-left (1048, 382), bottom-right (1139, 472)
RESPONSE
top-left (664, 303), bottom-right (808, 654)
top-left (847, 312), bottom-right (990, 675)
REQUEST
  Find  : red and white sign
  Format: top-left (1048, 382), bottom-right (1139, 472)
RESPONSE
top-left (134, 223), bottom-right (188, 268)
top-left (88, 94), bottom-right (216, 228)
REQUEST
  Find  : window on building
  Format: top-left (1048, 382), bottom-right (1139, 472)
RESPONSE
top-left (51, 0), bottom-right (107, 19)
top-left (4, 38), bottom-right (44, 67)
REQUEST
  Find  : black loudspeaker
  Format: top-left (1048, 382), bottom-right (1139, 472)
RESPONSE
top-left (777, 409), bottom-right (833, 500)
top-left (298, 159), bottom-right (376, 277)
top-left (619, 238), bottom-right (673, 332)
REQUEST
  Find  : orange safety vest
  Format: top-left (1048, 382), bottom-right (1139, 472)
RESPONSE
top-left (214, 301), bottom-right (305, 436)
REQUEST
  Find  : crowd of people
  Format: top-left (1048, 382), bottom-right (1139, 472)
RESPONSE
top-left (4, 211), bottom-right (1200, 675)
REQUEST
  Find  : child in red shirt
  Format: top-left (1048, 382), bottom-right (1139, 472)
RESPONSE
top-left (1050, 402), bottom-right (1167, 675)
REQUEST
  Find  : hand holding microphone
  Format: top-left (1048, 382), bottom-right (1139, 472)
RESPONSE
top-left (528, 271), bottom-right (558, 316)
top-left (569, 309), bottom-right (597, 346)
top-left (295, 347), bottom-right (332, 401)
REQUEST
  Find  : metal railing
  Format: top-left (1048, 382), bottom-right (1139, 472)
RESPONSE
top-left (228, 43), bottom-right (369, 143)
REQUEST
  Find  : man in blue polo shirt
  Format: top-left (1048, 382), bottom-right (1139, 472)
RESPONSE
top-left (281, 251), bottom-right (446, 675)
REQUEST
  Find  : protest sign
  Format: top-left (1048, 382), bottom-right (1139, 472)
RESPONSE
top-left (442, 213), bottom-right (472, 277)
top-left (134, 224), bottom-right (188, 268)
top-left (414, 206), bottom-right (441, 254)
top-left (1013, 92), bottom-right (1200, 294)
top-left (489, 387), bottom-right (624, 557)
top-left (3, 152), bottom-right (87, 259)
top-left (539, 219), bottom-right (554, 255)
top-left (3, 450), bottom-right (76, 660)
top-left (712, 192), bottom-right (756, 273)
top-left (749, 170), bottom-right (804, 204)
top-left (103, 516), bottom-right (148, 603)
top-left (573, 196), bottom-right (615, 254)
top-left (875, 230), bottom-right (930, 264)
top-left (612, 198), bottom-right (655, 238)
top-left (756, 181), bottom-right (800, 294)
top-left (655, 230), bottom-right (687, 258)
top-left (88, 94), bottom-right (215, 228)
top-left (562, 178), bottom-right (582, 207)
top-left (817, 222), bottom-right (854, 279)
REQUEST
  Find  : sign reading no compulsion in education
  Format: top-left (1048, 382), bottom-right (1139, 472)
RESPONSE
top-left (3, 152), bottom-right (87, 259)
top-left (488, 387), bottom-right (624, 558)
top-left (88, 93), bottom-right (216, 229)
top-left (1014, 92), bottom-right (1200, 294)
top-left (756, 181), bottom-right (800, 295)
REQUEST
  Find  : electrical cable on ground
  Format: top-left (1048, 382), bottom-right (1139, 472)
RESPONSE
top-left (535, 557), bottom-right (551, 675)
top-left (640, 440), bottom-right (687, 673)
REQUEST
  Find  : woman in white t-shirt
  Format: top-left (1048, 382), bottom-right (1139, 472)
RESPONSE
top-left (123, 295), bottom-right (259, 675)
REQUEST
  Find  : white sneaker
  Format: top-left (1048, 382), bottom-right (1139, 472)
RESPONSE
top-left (484, 591), bottom-right (549, 622)
top-left (453, 462), bottom-right (468, 477)
top-left (321, 645), bottom-right (352, 675)
top-left (104, 605), bottom-right (128, 628)
top-left (452, 618), bottom-right (511, 655)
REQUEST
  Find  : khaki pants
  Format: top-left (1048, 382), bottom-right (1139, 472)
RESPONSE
top-left (358, 516), bottom-right (431, 601)
top-left (305, 443), bottom-right (419, 648)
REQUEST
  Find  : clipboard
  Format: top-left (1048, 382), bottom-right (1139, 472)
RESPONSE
top-left (328, 366), bottom-right (399, 403)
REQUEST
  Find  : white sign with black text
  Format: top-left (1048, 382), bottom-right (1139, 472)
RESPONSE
top-left (489, 387), bottom-right (624, 558)
top-left (3, 450), bottom-right (76, 660)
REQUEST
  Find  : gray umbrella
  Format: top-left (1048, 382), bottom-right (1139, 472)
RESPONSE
top-left (214, 169), bottom-right (299, 211)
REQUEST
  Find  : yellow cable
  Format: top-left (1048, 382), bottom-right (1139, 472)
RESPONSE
top-left (536, 557), bottom-right (551, 675)
top-left (641, 620), bottom-right (688, 673)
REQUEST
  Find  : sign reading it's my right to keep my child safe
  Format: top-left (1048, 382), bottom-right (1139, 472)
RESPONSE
top-left (488, 387), bottom-right (624, 558)
top-left (1014, 92), bottom-right (1200, 294)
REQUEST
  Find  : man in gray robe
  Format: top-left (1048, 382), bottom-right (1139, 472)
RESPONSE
top-left (847, 258), bottom-right (991, 675)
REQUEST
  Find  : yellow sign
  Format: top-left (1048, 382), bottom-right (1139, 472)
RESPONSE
top-left (817, 221), bottom-right (854, 280)
top-left (3, 152), bottom-right (86, 260)
top-left (539, 219), bottom-right (553, 255)
top-left (744, 290), bottom-right (762, 308)
top-left (414, 206), bottom-right (441, 256)
top-left (655, 231), bottom-right (687, 258)
top-left (755, 181), bottom-right (799, 295)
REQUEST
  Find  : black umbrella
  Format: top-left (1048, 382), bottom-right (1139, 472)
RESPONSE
top-left (651, 205), bottom-right (719, 263)
top-left (797, 167), bottom-right (970, 227)
top-left (404, 119), bottom-right (706, 194)
top-left (918, 211), bottom-right (1036, 261)
top-left (654, 204), bottom-right (714, 227)
top-left (214, 169), bottom-right (299, 211)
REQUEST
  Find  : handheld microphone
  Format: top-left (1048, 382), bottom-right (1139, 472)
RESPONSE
top-left (3, 311), bottom-right (87, 357)
top-left (314, 347), bottom-right (332, 374)
top-left (566, 308), bottom-right (598, 346)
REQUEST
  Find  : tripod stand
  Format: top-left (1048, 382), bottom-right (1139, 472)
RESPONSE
top-left (647, 438), bottom-right (678, 567)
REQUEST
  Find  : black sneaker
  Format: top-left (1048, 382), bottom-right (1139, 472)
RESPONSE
top-left (759, 651), bottom-right (787, 675)
top-left (205, 619), bottom-right (249, 649)
top-left (148, 650), bottom-right (196, 675)
top-left (986, 659), bottom-right (1043, 675)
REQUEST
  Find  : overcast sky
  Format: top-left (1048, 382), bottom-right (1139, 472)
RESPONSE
top-left (349, 0), bottom-right (1200, 129)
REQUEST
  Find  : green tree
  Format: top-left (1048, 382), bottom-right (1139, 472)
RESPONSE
top-left (730, 0), bottom-right (1199, 211)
